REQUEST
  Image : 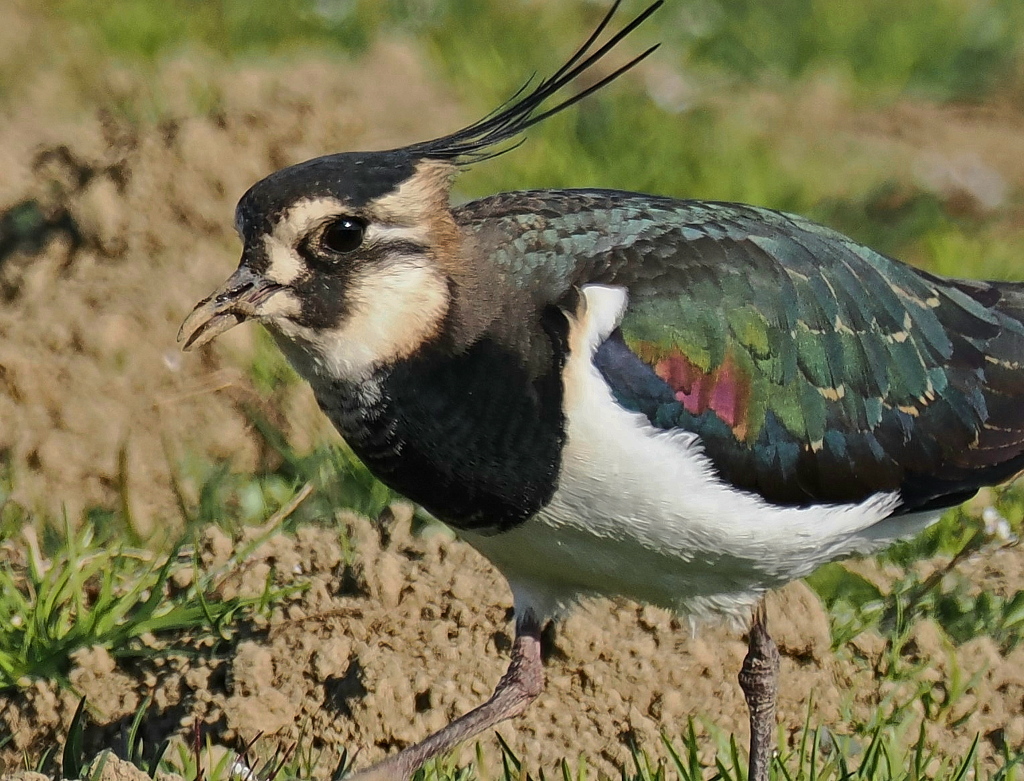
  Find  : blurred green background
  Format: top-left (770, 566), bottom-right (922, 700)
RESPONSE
top-left (33, 0), bottom-right (1024, 261)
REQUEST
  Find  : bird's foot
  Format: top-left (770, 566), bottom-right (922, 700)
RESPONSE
top-left (738, 601), bottom-right (780, 781)
top-left (344, 617), bottom-right (544, 781)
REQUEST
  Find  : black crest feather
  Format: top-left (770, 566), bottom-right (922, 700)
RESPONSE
top-left (408, 1), bottom-right (662, 165)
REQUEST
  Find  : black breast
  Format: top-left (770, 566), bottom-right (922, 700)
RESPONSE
top-left (316, 315), bottom-right (569, 531)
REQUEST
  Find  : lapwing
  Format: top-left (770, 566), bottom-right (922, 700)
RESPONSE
top-left (179, 2), bottom-right (1024, 779)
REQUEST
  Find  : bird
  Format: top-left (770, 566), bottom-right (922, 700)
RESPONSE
top-left (178, 2), bottom-right (1024, 780)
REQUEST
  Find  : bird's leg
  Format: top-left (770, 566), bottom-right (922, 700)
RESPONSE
top-left (738, 602), bottom-right (780, 781)
top-left (345, 611), bottom-right (545, 781)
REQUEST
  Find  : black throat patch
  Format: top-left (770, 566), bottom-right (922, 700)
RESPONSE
top-left (315, 311), bottom-right (569, 531)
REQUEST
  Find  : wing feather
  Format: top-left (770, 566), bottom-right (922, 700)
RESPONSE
top-left (458, 190), bottom-right (1024, 511)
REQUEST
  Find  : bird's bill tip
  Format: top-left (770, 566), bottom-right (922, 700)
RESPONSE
top-left (177, 267), bottom-right (282, 351)
top-left (177, 303), bottom-right (245, 351)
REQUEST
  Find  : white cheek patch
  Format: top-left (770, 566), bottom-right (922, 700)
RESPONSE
top-left (328, 258), bottom-right (449, 377)
top-left (257, 288), bottom-right (303, 320)
top-left (274, 258), bottom-right (449, 384)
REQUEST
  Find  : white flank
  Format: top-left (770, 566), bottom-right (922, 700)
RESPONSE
top-left (462, 285), bottom-right (938, 623)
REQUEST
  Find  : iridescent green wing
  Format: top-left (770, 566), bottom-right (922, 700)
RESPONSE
top-left (461, 190), bottom-right (1024, 510)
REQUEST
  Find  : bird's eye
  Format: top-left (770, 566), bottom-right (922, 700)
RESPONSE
top-left (321, 217), bottom-right (366, 254)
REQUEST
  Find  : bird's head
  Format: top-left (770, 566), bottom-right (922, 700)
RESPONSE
top-left (178, 150), bottom-right (460, 382)
top-left (178, 0), bottom-right (661, 383)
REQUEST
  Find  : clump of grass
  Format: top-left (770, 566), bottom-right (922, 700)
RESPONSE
top-left (808, 481), bottom-right (1024, 652)
top-left (170, 426), bottom-right (396, 538)
top-left (38, 709), bottom-right (1024, 781)
top-left (405, 719), bottom-right (1020, 781)
top-left (0, 518), bottom-right (299, 690)
top-left (0, 455), bottom-right (38, 542)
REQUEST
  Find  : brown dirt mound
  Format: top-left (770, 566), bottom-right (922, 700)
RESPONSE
top-left (3, 511), bottom-right (1024, 779)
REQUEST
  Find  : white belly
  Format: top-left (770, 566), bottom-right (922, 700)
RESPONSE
top-left (460, 286), bottom-right (938, 623)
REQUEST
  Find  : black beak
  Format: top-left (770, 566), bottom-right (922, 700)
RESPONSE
top-left (178, 266), bottom-right (283, 351)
